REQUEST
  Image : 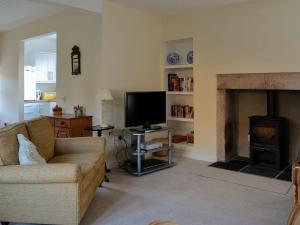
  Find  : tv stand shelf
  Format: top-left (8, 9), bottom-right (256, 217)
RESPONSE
top-left (128, 144), bottom-right (169, 155)
top-left (125, 128), bottom-right (174, 176)
top-left (126, 159), bottom-right (172, 176)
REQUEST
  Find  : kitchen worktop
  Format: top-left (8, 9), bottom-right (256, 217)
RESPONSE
top-left (24, 99), bottom-right (57, 103)
top-left (24, 100), bottom-right (57, 120)
top-left (44, 114), bottom-right (92, 119)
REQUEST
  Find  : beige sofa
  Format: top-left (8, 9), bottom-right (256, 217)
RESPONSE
top-left (0, 117), bottom-right (106, 225)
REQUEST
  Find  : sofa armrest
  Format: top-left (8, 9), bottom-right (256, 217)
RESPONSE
top-left (293, 165), bottom-right (300, 206)
top-left (0, 164), bottom-right (81, 184)
top-left (293, 165), bottom-right (300, 185)
top-left (55, 137), bottom-right (106, 156)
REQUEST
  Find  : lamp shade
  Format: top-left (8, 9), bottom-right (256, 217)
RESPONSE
top-left (97, 89), bottom-right (113, 101)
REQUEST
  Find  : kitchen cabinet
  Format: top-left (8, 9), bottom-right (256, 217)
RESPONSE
top-left (35, 52), bottom-right (56, 83)
top-left (24, 102), bottom-right (56, 120)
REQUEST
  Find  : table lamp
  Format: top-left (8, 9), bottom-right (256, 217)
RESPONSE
top-left (97, 89), bottom-right (113, 128)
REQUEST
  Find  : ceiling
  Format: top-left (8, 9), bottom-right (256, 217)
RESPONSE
top-left (0, 0), bottom-right (252, 31)
top-left (0, 0), bottom-right (62, 31)
top-left (110, 0), bottom-right (252, 15)
top-left (40, 0), bottom-right (102, 14)
top-left (0, 0), bottom-right (101, 31)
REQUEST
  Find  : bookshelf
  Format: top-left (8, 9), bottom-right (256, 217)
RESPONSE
top-left (164, 38), bottom-right (194, 146)
top-left (167, 117), bottom-right (194, 123)
top-left (166, 91), bottom-right (194, 96)
top-left (164, 65), bottom-right (193, 69)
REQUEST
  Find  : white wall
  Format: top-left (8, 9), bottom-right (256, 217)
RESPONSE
top-left (0, 1), bottom-right (162, 167)
top-left (101, 0), bottom-right (162, 129)
top-left (2, 0), bottom-right (300, 164)
top-left (163, 0), bottom-right (300, 161)
top-left (0, 10), bottom-right (102, 125)
top-left (0, 1), bottom-right (162, 130)
top-left (100, 0), bottom-right (162, 166)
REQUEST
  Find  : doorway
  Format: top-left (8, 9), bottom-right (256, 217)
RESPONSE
top-left (22, 32), bottom-right (57, 120)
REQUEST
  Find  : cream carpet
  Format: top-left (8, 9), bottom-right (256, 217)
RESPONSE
top-left (80, 157), bottom-right (292, 225)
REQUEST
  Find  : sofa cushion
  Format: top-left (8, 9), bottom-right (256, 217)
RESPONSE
top-left (48, 152), bottom-right (104, 192)
top-left (48, 152), bottom-right (103, 174)
top-left (26, 117), bottom-right (55, 161)
top-left (0, 123), bottom-right (29, 165)
top-left (17, 134), bottom-right (46, 165)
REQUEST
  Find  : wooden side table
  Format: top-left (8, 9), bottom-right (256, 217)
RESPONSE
top-left (45, 114), bottom-right (92, 138)
top-left (85, 125), bottom-right (114, 137)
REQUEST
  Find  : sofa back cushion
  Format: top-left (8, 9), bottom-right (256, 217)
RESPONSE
top-left (0, 123), bottom-right (29, 165)
top-left (26, 117), bottom-right (55, 161)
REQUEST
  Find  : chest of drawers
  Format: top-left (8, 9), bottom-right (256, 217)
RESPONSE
top-left (46, 114), bottom-right (92, 138)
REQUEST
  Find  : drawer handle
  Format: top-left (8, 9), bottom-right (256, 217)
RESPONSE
top-left (60, 121), bottom-right (65, 125)
top-left (57, 130), bottom-right (68, 138)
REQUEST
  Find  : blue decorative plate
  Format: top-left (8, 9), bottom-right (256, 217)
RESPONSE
top-left (166, 52), bottom-right (180, 65)
top-left (187, 50), bottom-right (193, 64)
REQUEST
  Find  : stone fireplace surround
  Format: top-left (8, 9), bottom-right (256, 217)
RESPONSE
top-left (217, 73), bottom-right (300, 161)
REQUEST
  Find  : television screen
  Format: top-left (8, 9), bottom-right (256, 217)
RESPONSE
top-left (125, 91), bottom-right (166, 128)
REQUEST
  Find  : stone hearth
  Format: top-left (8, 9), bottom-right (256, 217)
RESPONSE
top-left (217, 73), bottom-right (300, 161)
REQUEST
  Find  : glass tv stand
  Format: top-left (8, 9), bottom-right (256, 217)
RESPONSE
top-left (125, 128), bottom-right (173, 176)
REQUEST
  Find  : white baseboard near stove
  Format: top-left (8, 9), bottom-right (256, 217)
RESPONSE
top-left (174, 148), bottom-right (217, 163)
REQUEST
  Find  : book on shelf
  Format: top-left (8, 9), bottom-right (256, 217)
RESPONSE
top-left (168, 74), bottom-right (177, 91)
top-left (168, 74), bottom-right (193, 92)
top-left (171, 105), bottom-right (194, 119)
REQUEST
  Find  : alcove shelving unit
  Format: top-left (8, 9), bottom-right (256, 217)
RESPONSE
top-left (164, 38), bottom-right (194, 148)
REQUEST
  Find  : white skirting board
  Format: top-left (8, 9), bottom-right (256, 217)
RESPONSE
top-left (174, 148), bottom-right (217, 163)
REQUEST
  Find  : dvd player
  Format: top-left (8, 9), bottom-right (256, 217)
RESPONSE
top-left (129, 126), bottom-right (162, 133)
top-left (141, 141), bottom-right (163, 150)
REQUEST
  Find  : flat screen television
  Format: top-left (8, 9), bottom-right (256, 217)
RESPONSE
top-left (125, 91), bottom-right (166, 129)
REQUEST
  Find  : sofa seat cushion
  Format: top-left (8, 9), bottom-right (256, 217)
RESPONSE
top-left (0, 123), bottom-right (29, 165)
top-left (26, 117), bottom-right (55, 161)
top-left (48, 152), bottom-right (105, 192)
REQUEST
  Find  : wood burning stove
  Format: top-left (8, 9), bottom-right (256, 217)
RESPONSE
top-left (249, 91), bottom-right (288, 170)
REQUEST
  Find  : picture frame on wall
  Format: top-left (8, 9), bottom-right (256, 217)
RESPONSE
top-left (71, 45), bottom-right (81, 75)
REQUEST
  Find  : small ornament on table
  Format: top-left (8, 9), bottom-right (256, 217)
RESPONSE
top-left (74, 105), bottom-right (84, 117)
top-left (52, 105), bottom-right (62, 116)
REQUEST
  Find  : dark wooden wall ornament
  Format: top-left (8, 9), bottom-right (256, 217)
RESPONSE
top-left (71, 45), bottom-right (81, 75)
